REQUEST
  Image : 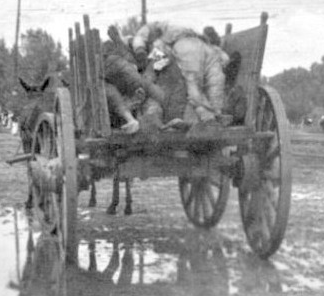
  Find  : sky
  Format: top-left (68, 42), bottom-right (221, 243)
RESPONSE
top-left (0, 0), bottom-right (324, 77)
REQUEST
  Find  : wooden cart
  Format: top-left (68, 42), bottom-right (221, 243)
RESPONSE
top-left (26, 12), bottom-right (292, 262)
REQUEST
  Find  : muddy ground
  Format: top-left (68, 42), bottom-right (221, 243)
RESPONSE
top-left (0, 127), bottom-right (324, 296)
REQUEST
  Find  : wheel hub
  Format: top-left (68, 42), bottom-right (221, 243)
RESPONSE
top-left (29, 158), bottom-right (63, 194)
top-left (233, 153), bottom-right (260, 192)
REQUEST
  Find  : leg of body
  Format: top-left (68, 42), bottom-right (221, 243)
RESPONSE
top-left (107, 171), bottom-right (120, 215)
top-left (172, 38), bottom-right (216, 123)
top-left (88, 178), bottom-right (97, 207)
top-left (124, 179), bottom-right (132, 215)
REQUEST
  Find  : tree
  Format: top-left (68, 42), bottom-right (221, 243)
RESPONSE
top-left (0, 39), bottom-right (15, 108)
top-left (19, 29), bottom-right (68, 84)
top-left (269, 67), bottom-right (313, 123)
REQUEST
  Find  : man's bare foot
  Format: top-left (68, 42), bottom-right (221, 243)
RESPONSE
top-left (121, 119), bottom-right (140, 134)
top-left (195, 106), bottom-right (215, 122)
top-left (161, 118), bottom-right (192, 131)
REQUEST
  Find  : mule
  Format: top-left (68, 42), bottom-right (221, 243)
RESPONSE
top-left (17, 73), bottom-right (134, 215)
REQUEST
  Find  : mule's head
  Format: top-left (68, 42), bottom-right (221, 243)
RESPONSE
top-left (16, 75), bottom-right (62, 143)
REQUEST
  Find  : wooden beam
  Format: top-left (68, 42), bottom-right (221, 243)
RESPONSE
top-left (83, 14), bottom-right (99, 134)
top-left (92, 28), bottom-right (111, 136)
top-left (6, 153), bottom-right (32, 165)
top-left (85, 126), bottom-right (254, 151)
top-left (119, 154), bottom-right (209, 179)
top-left (74, 22), bottom-right (88, 132)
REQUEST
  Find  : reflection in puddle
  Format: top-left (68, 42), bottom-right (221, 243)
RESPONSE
top-left (2, 206), bottom-right (324, 295)
top-left (78, 240), bottom-right (179, 284)
top-left (0, 207), bottom-right (41, 296)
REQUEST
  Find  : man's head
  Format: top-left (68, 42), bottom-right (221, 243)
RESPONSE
top-left (148, 39), bottom-right (171, 71)
top-left (203, 26), bottom-right (221, 46)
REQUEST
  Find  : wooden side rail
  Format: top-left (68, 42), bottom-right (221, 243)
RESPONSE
top-left (69, 15), bottom-right (111, 137)
top-left (222, 12), bottom-right (269, 129)
top-left (85, 125), bottom-right (274, 152)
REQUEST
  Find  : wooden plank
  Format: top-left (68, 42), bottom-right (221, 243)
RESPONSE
top-left (222, 13), bottom-right (268, 130)
top-left (74, 22), bottom-right (88, 132)
top-left (118, 149), bottom-right (237, 179)
top-left (6, 153), bottom-right (32, 165)
top-left (92, 28), bottom-right (111, 136)
top-left (68, 28), bottom-right (77, 122)
top-left (83, 14), bottom-right (99, 134)
top-left (119, 154), bottom-right (209, 179)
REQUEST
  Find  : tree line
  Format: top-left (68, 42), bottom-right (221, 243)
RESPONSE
top-left (0, 18), bottom-right (141, 115)
top-left (268, 58), bottom-right (324, 124)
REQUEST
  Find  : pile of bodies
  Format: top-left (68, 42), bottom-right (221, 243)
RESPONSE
top-left (101, 22), bottom-right (243, 135)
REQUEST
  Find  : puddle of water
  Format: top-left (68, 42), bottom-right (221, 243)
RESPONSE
top-left (0, 207), bottom-right (41, 296)
top-left (2, 206), bottom-right (324, 296)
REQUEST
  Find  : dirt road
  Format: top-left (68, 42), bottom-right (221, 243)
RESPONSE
top-left (1, 128), bottom-right (324, 296)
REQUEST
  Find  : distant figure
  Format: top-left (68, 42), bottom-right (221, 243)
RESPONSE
top-left (319, 115), bottom-right (324, 131)
top-left (10, 114), bottom-right (19, 136)
top-left (303, 117), bottom-right (313, 127)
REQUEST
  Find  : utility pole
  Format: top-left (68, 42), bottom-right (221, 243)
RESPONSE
top-left (14, 0), bottom-right (22, 81)
top-left (141, 0), bottom-right (147, 25)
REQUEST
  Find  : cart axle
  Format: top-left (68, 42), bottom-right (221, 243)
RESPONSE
top-left (6, 153), bottom-right (33, 165)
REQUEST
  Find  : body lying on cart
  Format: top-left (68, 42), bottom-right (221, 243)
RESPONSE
top-left (12, 12), bottom-right (291, 263)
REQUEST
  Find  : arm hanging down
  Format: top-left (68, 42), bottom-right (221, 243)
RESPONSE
top-left (105, 83), bottom-right (139, 134)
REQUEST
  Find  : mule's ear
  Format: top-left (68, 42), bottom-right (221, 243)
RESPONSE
top-left (40, 77), bottom-right (51, 91)
top-left (19, 77), bottom-right (32, 92)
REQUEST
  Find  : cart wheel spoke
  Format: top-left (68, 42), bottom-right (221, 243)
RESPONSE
top-left (201, 185), bottom-right (212, 219)
top-left (256, 94), bottom-right (266, 131)
top-left (43, 124), bottom-right (51, 156)
top-left (37, 133), bottom-right (44, 152)
top-left (205, 182), bottom-right (216, 209)
top-left (262, 100), bottom-right (274, 131)
top-left (183, 180), bottom-right (196, 210)
top-left (194, 184), bottom-right (202, 222)
top-left (264, 156), bottom-right (280, 183)
top-left (266, 143), bottom-right (280, 162)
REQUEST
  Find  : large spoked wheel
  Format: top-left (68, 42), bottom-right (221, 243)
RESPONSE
top-left (30, 88), bottom-right (78, 263)
top-left (239, 85), bottom-right (292, 259)
top-left (54, 88), bottom-right (78, 263)
top-left (179, 167), bottom-right (230, 229)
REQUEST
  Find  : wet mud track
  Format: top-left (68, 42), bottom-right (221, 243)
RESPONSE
top-left (1, 129), bottom-right (324, 296)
